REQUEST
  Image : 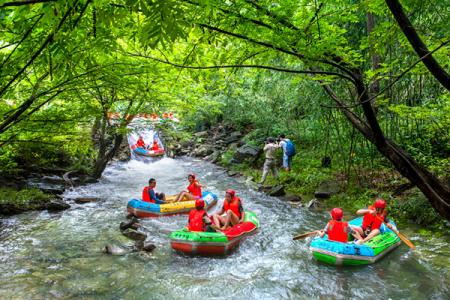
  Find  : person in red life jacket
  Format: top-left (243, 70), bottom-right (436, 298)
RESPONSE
top-left (351, 198), bottom-right (393, 244)
top-left (187, 199), bottom-right (219, 232)
top-left (142, 178), bottom-right (166, 204)
top-left (212, 189), bottom-right (245, 230)
top-left (174, 174), bottom-right (204, 202)
top-left (169, 112), bottom-right (173, 119)
top-left (318, 208), bottom-right (350, 243)
top-left (163, 112), bottom-right (169, 119)
top-left (136, 136), bottom-right (146, 149)
top-left (151, 140), bottom-right (161, 151)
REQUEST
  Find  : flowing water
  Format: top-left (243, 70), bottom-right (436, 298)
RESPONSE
top-left (0, 158), bottom-right (449, 299)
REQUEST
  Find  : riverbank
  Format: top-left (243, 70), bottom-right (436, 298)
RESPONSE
top-left (163, 122), bottom-right (449, 230)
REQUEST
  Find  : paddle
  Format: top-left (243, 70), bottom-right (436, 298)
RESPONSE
top-left (292, 230), bottom-right (320, 240)
top-left (375, 215), bottom-right (415, 250)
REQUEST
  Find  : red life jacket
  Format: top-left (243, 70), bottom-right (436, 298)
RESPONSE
top-left (327, 220), bottom-right (349, 243)
top-left (362, 205), bottom-right (385, 231)
top-left (152, 141), bottom-right (160, 151)
top-left (187, 181), bottom-right (202, 198)
top-left (188, 209), bottom-right (207, 231)
top-left (142, 186), bottom-right (154, 203)
top-left (223, 197), bottom-right (242, 218)
top-left (136, 138), bottom-right (145, 148)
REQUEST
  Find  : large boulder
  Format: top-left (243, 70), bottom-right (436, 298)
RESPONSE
top-left (314, 180), bottom-right (340, 199)
top-left (232, 144), bottom-right (261, 164)
top-left (46, 200), bottom-right (70, 212)
top-left (205, 151), bottom-right (221, 163)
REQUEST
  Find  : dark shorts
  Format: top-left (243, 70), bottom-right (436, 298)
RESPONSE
top-left (205, 225), bottom-right (217, 232)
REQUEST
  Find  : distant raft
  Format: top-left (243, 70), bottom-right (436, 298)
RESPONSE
top-left (310, 217), bottom-right (401, 266)
top-left (131, 145), bottom-right (165, 157)
top-left (169, 211), bottom-right (260, 256)
top-left (127, 191), bottom-right (218, 218)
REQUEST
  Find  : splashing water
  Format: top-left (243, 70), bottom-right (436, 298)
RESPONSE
top-left (0, 158), bottom-right (449, 299)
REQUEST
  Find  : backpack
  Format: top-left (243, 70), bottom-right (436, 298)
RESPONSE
top-left (285, 140), bottom-right (296, 157)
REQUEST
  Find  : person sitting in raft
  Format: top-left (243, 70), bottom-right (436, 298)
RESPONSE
top-left (318, 208), bottom-right (350, 243)
top-left (187, 199), bottom-right (220, 232)
top-left (212, 189), bottom-right (244, 230)
top-left (136, 136), bottom-right (146, 149)
top-left (174, 174), bottom-right (204, 202)
top-left (151, 140), bottom-right (161, 151)
top-left (142, 178), bottom-right (166, 204)
top-left (351, 198), bottom-right (393, 244)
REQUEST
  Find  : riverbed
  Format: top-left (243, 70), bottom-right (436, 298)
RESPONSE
top-left (0, 158), bottom-right (448, 299)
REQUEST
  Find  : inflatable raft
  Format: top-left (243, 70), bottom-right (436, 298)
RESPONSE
top-left (310, 217), bottom-right (401, 266)
top-left (131, 145), bottom-right (164, 157)
top-left (127, 191), bottom-right (217, 218)
top-left (170, 211), bottom-right (260, 256)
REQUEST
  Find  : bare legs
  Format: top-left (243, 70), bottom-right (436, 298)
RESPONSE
top-left (174, 191), bottom-right (196, 202)
top-left (213, 210), bottom-right (240, 230)
top-left (351, 226), bottom-right (380, 244)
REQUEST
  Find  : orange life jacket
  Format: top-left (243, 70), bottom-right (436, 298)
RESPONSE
top-left (362, 205), bottom-right (385, 231)
top-left (327, 220), bottom-right (349, 243)
top-left (187, 181), bottom-right (202, 198)
top-left (223, 197), bottom-right (242, 219)
top-left (188, 209), bottom-right (207, 231)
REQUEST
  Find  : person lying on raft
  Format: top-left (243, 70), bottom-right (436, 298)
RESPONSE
top-left (318, 208), bottom-right (350, 243)
top-left (351, 198), bottom-right (393, 244)
top-left (174, 174), bottom-right (204, 202)
top-left (212, 189), bottom-right (244, 230)
top-left (187, 199), bottom-right (220, 232)
top-left (142, 178), bottom-right (166, 204)
top-left (136, 136), bottom-right (146, 149)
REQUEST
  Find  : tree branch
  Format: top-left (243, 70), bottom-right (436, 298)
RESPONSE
top-left (0, 0), bottom-right (56, 7)
top-left (385, 0), bottom-right (450, 90)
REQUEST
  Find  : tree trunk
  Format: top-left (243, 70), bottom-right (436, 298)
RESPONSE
top-left (323, 75), bottom-right (450, 221)
top-left (93, 132), bottom-right (124, 179)
top-left (367, 12), bottom-right (380, 95)
top-left (385, 0), bottom-right (450, 91)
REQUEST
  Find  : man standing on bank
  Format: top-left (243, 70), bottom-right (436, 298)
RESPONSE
top-left (258, 137), bottom-right (280, 186)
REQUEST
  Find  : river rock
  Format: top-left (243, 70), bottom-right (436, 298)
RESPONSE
top-left (135, 241), bottom-right (156, 252)
top-left (192, 145), bottom-right (214, 157)
top-left (280, 194), bottom-right (302, 202)
top-left (74, 197), bottom-right (100, 204)
top-left (121, 229), bottom-right (147, 241)
top-left (46, 200), bottom-right (71, 212)
top-left (104, 244), bottom-right (131, 255)
top-left (268, 185), bottom-right (286, 197)
top-left (205, 151), bottom-right (221, 163)
top-left (232, 144), bottom-right (261, 164)
top-left (314, 180), bottom-right (340, 199)
top-left (39, 186), bottom-right (65, 195)
top-left (119, 218), bottom-right (140, 231)
top-left (194, 131), bottom-right (209, 138)
top-left (223, 131), bottom-right (242, 145)
top-left (227, 170), bottom-right (240, 177)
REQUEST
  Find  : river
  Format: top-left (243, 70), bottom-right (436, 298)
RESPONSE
top-left (0, 158), bottom-right (449, 299)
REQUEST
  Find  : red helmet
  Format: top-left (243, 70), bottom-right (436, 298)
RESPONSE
top-left (374, 199), bottom-right (386, 209)
top-left (226, 189), bottom-right (236, 197)
top-left (330, 208), bottom-right (343, 221)
top-left (195, 199), bottom-right (205, 209)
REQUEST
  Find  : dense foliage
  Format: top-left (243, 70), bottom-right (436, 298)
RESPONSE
top-left (0, 0), bottom-right (448, 221)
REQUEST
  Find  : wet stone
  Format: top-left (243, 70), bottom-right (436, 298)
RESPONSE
top-left (46, 200), bottom-right (70, 212)
top-left (121, 229), bottom-right (147, 241)
top-left (104, 244), bottom-right (131, 256)
top-left (74, 197), bottom-right (100, 204)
